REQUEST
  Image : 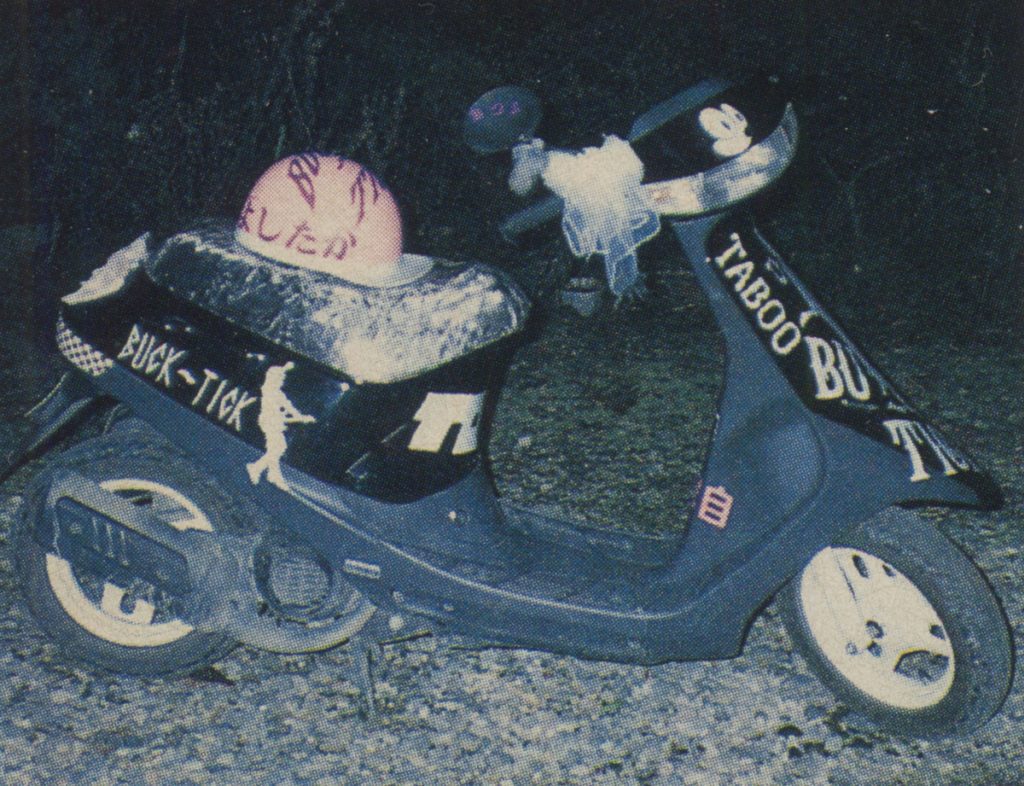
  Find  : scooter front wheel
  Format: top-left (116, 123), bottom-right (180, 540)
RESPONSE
top-left (14, 432), bottom-right (246, 676)
top-left (780, 507), bottom-right (1012, 737)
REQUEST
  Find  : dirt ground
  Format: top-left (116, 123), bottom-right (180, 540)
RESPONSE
top-left (1, 223), bottom-right (1023, 785)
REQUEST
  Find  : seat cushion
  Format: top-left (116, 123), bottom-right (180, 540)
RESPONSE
top-left (144, 220), bottom-right (530, 383)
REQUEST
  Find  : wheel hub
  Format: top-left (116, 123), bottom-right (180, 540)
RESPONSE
top-left (799, 546), bottom-right (955, 710)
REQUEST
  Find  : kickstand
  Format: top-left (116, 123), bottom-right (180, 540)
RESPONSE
top-left (355, 643), bottom-right (378, 723)
top-left (350, 613), bottom-right (389, 722)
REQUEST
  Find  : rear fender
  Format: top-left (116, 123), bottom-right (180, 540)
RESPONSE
top-left (0, 372), bottom-right (105, 484)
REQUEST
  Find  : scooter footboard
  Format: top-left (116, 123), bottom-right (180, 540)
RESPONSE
top-left (502, 504), bottom-right (684, 571)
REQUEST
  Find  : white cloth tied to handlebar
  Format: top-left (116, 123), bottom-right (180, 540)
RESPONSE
top-left (541, 135), bottom-right (659, 297)
top-left (508, 139), bottom-right (549, 197)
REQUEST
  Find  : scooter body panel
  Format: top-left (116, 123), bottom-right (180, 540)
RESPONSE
top-left (58, 270), bottom-right (510, 504)
top-left (675, 214), bottom-right (999, 511)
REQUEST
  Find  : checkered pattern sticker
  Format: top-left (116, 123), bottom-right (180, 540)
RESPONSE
top-left (56, 317), bottom-right (113, 377)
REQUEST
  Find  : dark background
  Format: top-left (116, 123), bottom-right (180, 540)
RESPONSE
top-left (2, 0), bottom-right (1023, 343)
top-left (1, 7), bottom-right (1023, 781)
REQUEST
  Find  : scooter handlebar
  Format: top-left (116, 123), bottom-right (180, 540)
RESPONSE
top-left (500, 105), bottom-right (800, 245)
top-left (495, 79), bottom-right (737, 244)
top-left (499, 194), bottom-right (564, 242)
top-left (496, 76), bottom-right (796, 245)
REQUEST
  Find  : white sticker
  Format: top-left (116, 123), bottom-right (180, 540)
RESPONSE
top-left (408, 392), bottom-right (485, 455)
top-left (883, 418), bottom-right (971, 482)
top-left (805, 336), bottom-right (872, 402)
top-left (698, 103), bottom-right (752, 158)
top-left (710, 234), bottom-right (802, 356)
top-left (118, 324), bottom-right (188, 388)
top-left (247, 361), bottom-right (316, 491)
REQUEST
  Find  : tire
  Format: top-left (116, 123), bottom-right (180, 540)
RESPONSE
top-left (779, 507), bottom-right (1012, 737)
top-left (13, 432), bottom-right (247, 676)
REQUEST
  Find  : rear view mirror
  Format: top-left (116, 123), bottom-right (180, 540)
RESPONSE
top-left (464, 86), bottom-right (542, 154)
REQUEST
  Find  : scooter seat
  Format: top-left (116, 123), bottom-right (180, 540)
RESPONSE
top-left (143, 220), bottom-right (530, 383)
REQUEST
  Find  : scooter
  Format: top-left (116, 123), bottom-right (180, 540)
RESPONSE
top-left (2, 76), bottom-right (1011, 738)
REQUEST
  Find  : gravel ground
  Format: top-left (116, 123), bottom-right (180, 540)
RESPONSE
top-left (1, 225), bottom-right (1023, 785)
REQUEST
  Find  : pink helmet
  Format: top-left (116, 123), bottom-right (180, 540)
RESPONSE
top-left (236, 153), bottom-right (420, 285)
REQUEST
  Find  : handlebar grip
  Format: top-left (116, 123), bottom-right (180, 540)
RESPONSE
top-left (499, 194), bottom-right (564, 242)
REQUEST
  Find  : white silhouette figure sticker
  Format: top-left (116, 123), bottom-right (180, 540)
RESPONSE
top-left (247, 361), bottom-right (316, 491)
top-left (698, 103), bottom-right (752, 159)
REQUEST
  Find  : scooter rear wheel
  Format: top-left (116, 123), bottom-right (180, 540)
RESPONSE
top-left (780, 507), bottom-right (1012, 737)
top-left (14, 432), bottom-right (246, 676)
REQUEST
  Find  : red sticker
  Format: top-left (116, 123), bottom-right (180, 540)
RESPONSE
top-left (697, 485), bottom-right (733, 529)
